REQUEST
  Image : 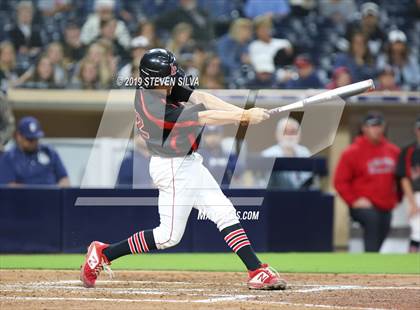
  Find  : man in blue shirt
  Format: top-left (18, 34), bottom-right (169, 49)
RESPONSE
top-left (0, 116), bottom-right (70, 187)
top-left (285, 54), bottom-right (324, 89)
top-left (116, 135), bottom-right (152, 187)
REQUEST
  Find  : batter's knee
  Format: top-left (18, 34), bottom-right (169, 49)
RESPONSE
top-left (153, 225), bottom-right (184, 250)
top-left (209, 203), bottom-right (239, 231)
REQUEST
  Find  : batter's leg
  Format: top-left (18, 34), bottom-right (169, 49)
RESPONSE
top-left (194, 162), bottom-right (261, 271)
top-left (103, 157), bottom-right (198, 260)
top-left (193, 162), bottom-right (287, 290)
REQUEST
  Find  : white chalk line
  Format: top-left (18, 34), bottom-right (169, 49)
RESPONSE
top-left (1, 281), bottom-right (418, 294)
top-left (0, 296), bottom-right (391, 310)
top-left (1, 280), bottom-right (416, 309)
top-left (294, 285), bottom-right (420, 293)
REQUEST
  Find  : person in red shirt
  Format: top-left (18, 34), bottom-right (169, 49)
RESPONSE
top-left (334, 111), bottom-right (400, 252)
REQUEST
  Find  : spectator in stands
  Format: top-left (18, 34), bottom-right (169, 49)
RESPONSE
top-left (0, 116), bottom-right (70, 187)
top-left (177, 49), bottom-right (200, 79)
top-left (62, 22), bottom-right (85, 68)
top-left (326, 66), bottom-right (352, 89)
top-left (69, 59), bottom-right (100, 90)
top-left (95, 18), bottom-right (128, 61)
top-left (396, 116), bottom-right (420, 252)
top-left (244, 0), bottom-right (290, 19)
top-left (262, 117), bottom-right (311, 189)
top-left (118, 36), bottom-right (150, 82)
top-left (377, 30), bottom-right (420, 91)
top-left (19, 55), bottom-right (58, 89)
top-left (96, 40), bottom-right (118, 87)
top-left (334, 31), bottom-right (376, 82)
top-left (155, 0), bottom-right (214, 43)
top-left (80, 0), bottom-right (131, 50)
top-left (217, 18), bottom-right (253, 85)
top-left (38, 0), bottom-right (73, 44)
top-left (7, 1), bottom-right (43, 56)
top-left (199, 126), bottom-right (241, 186)
top-left (38, 0), bottom-right (72, 18)
top-left (135, 21), bottom-right (160, 48)
top-left (375, 66), bottom-right (400, 91)
top-left (199, 54), bottom-right (225, 89)
top-left (117, 135), bottom-right (151, 187)
top-left (77, 42), bottom-right (114, 89)
top-left (192, 43), bottom-right (207, 76)
top-left (347, 2), bottom-right (385, 57)
top-left (165, 23), bottom-right (194, 59)
top-left (249, 15), bottom-right (292, 87)
top-left (319, 0), bottom-right (356, 24)
top-left (285, 54), bottom-right (324, 89)
top-left (46, 42), bottom-right (67, 88)
top-left (0, 41), bottom-right (19, 87)
top-left (334, 111), bottom-right (400, 252)
top-left (0, 87), bottom-right (15, 154)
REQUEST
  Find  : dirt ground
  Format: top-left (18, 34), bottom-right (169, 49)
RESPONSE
top-left (0, 270), bottom-right (419, 310)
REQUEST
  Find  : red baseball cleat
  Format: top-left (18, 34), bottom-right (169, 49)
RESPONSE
top-left (247, 263), bottom-right (287, 290)
top-left (80, 241), bottom-right (113, 288)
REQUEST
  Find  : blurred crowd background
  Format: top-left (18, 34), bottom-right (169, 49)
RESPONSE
top-left (0, 0), bottom-right (419, 93)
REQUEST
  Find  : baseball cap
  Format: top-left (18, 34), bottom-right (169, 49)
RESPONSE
top-left (388, 30), bottom-right (407, 43)
top-left (361, 2), bottom-right (379, 17)
top-left (294, 54), bottom-right (312, 69)
top-left (17, 116), bottom-right (44, 139)
top-left (130, 36), bottom-right (150, 49)
top-left (95, 0), bottom-right (115, 10)
top-left (363, 111), bottom-right (385, 126)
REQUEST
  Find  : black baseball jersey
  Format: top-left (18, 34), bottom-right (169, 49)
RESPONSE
top-left (396, 142), bottom-right (420, 191)
top-left (134, 85), bottom-right (206, 157)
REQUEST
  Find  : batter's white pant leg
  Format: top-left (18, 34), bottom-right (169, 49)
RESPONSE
top-left (149, 156), bottom-right (200, 250)
top-left (410, 193), bottom-right (420, 243)
top-left (193, 154), bottom-right (240, 231)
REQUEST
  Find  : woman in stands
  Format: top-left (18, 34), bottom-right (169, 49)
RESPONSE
top-left (334, 31), bottom-right (376, 82)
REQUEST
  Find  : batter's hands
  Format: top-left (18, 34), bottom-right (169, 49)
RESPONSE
top-left (242, 108), bottom-right (270, 125)
top-left (352, 197), bottom-right (372, 209)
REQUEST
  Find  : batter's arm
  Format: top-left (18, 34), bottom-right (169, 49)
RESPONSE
top-left (197, 108), bottom-right (269, 126)
top-left (190, 91), bottom-right (243, 112)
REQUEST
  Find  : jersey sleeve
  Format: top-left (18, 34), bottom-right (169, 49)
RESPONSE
top-left (167, 85), bottom-right (193, 102)
top-left (164, 103), bottom-right (206, 127)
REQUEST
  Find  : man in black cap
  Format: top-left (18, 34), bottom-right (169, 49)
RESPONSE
top-left (334, 111), bottom-right (400, 252)
top-left (396, 116), bottom-right (420, 252)
top-left (0, 116), bottom-right (69, 187)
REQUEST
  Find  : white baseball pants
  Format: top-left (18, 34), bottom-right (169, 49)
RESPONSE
top-left (149, 152), bottom-right (240, 250)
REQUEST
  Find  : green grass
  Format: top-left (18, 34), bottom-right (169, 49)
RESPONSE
top-left (1, 253), bottom-right (419, 274)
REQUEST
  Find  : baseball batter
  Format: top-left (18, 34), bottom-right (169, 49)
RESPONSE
top-left (80, 48), bottom-right (287, 290)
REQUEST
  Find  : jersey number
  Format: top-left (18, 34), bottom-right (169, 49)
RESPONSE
top-left (135, 111), bottom-right (150, 139)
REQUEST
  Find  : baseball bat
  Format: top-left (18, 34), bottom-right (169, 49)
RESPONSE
top-left (269, 79), bottom-right (375, 114)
